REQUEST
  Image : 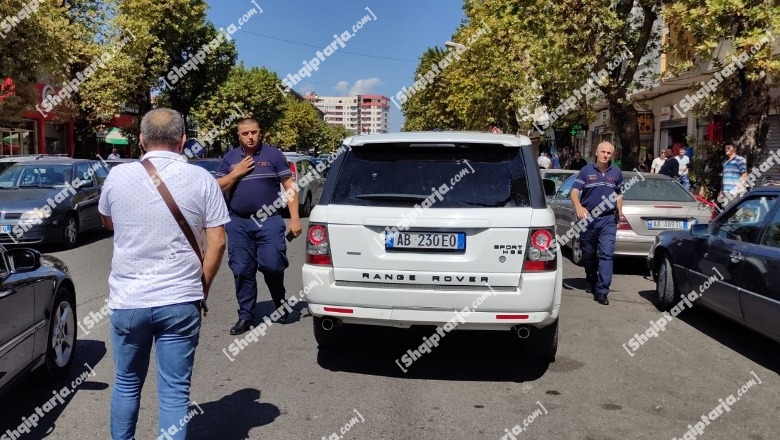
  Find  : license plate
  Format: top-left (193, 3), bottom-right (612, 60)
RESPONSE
top-left (0, 225), bottom-right (11, 234)
top-left (647, 220), bottom-right (687, 230)
top-left (386, 231), bottom-right (465, 250)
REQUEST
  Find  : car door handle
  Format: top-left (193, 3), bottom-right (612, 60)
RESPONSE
top-left (0, 289), bottom-right (16, 299)
top-left (730, 251), bottom-right (745, 263)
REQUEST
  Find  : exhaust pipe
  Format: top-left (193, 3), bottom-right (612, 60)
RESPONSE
top-left (321, 317), bottom-right (342, 331)
top-left (514, 325), bottom-right (531, 339)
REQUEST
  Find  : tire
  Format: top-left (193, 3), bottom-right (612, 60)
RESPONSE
top-left (313, 316), bottom-right (347, 348)
top-left (522, 320), bottom-right (558, 362)
top-left (656, 256), bottom-right (678, 311)
top-left (41, 286), bottom-right (77, 381)
top-left (571, 236), bottom-right (584, 266)
top-left (300, 193), bottom-right (312, 218)
top-left (62, 214), bottom-right (79, 249)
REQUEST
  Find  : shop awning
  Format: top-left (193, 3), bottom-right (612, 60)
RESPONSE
top-left (103, 127), bottom-right (129, 145)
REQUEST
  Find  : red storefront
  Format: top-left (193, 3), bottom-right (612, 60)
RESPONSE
top-left (7, 83), bottom-right (76, 156)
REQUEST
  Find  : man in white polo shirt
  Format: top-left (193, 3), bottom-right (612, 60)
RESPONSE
top-left (99, 108), bottom-right (229, 440)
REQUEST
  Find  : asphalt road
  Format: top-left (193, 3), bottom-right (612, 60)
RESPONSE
top-left (1, 220), bottom-right (778, 440)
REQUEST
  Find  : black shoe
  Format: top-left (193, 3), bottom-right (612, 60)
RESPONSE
top-left (596, 295), bottom-right (609, 306)
top-left (273, 303), bottom-right (290, 324)
top-left (586, 283), bottom-right (596, 294)
top-left (230, 319), bottom-right (253, 335)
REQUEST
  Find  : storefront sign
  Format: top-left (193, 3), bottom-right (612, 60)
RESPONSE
top-left (659, 106), bottom-right (671, 121)
top-left (637, 113), bottom-right (653, 135)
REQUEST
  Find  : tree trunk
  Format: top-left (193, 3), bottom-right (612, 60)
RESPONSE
top-left (610, 102), bottom-right (640, 170)
top-left (724, 74), bottom-right (771, 168)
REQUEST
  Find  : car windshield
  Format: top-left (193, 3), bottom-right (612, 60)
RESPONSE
top-left (192, 161), bottom-right (220, 173)
top-left (330, 144), bottom-right (531, 208)
top-left (0, 164), bottom-right (72, 188)
top-left (623, 177), bottom-right (696, 202)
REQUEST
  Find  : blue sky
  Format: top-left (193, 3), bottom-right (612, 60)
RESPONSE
top-left (205, 1), bottom-right (466, 132)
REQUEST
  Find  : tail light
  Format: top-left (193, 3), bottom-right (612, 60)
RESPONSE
top-left (618, 215), bottom-right (632, 230)
top-left (289, 161), bottom-right (298, 181)
top-left (306, 223), bottom-right (332, 266)
top-left (523, 229), bottom-right (556, 271)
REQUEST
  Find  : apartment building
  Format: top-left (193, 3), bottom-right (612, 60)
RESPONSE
top-left (305, 93), bottom-right (389, 134)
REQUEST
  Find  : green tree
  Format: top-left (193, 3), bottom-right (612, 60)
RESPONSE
top-left (268, 98), bottom-right (324, 151)
top-left (156, 21), bottom-right (237, 124)
top-left (401, 47), bottom-right (466, 131)
top-left (665, 1), bottom-right (780, 167)
top-left (191, 63), bottom-right (287, 150)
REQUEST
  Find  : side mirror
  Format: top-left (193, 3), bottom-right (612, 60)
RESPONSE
top-left (7, 248), bottom-right (41, 272)
top-left (542, 178), bottom-right (556, 197)
top-left (691, 223), bottom-right (709, 236)
top-left (79, 178), bottom-right (95, 188)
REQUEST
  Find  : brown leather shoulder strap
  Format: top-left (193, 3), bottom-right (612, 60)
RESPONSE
top-left (141, 158), bottom-right (203, 266)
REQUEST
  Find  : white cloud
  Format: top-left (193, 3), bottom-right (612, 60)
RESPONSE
top-left (334, 81), bottom-right (350, 92)
top-left (349, 77), bottom-right (382, 95)
top-left (298, 83), bottom-right (316, 94)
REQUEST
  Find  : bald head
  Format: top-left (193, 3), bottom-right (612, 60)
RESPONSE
top-left (140, 108), bottom-right (186, 151)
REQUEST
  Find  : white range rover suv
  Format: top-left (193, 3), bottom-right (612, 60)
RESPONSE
top-left (301, 132), bottom-right (561, 361)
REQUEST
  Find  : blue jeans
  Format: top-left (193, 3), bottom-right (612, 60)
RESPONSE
top-left (110, 303), bottom-right (201, 440)
top-left (226, 214), bottom-right (289, 321)
top-left (679, 174), bottom-right (690, 191)
top-left (580, 215), bottom-right (617, 296)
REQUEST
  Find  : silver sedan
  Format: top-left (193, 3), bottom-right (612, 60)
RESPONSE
top-left (549, 172), bottom-right (715, 265)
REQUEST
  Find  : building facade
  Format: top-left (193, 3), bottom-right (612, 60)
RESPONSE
top-left (305, 93), bottom-right (389, 134)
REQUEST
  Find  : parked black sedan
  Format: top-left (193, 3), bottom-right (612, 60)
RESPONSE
top-left (0, 246), bottom-right (77, 396)
top-left (0, 158), bottom-right (110, 248)
top-left (648, 185), bottom-right (780, 344)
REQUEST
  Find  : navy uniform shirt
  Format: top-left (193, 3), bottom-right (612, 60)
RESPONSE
top-left (216, 145), bottom-right (292, 216)
top-left (572, 162), bottom-right (623, 213)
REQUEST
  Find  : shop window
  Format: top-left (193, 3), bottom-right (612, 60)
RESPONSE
top-left (45, 122), bottom-right (67, 155)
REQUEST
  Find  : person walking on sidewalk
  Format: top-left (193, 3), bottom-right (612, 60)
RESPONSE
top-left (570, 141), bottom-right (624, 306)
top-left (216, 118), bottom-right (303, 335)
top-left (99, 108), bottom-right (229, 440)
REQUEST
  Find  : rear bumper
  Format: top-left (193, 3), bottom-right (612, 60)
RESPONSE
top-left (615, 232), bottom-right (655, 256)
top-left (301, 265), bottom-right (561, 331)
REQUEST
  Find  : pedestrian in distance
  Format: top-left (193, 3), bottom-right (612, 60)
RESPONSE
top-left (552, 152), bottom-right (561, 169)
top-left (216, 118), bottom-right (303, 336)
top-left (570, 141), bottom-right (623, 306)
top-left (650, 149), bottom-right (666, 173)
top-left (676, 148), bottom-right (691, 191)
top-left (658, 149), bottom-right (679, 178)
top-left (568, 150), bottom-right (588, 171)
top-left (99, 108), bottom-right (229, 440)
top-left (537, 151), bottom-right (551, 169)
top-left (107, 148), bottom-right (121, 159)
top-left (718, 142), bottom-right (749, 203)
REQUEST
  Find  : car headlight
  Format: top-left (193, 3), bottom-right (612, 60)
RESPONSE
top-left (20, 209), bottom-right (53, 224)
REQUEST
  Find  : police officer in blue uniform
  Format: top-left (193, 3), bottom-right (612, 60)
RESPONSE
top-left (570, 142), bottom-right (623, 305)
top-left (217, 118), bottom-right (302, 334)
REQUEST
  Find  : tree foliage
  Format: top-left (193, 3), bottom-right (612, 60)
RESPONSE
top-left (664, 0), bottom-right (780, 166)
top-left (191, 63), bottom-right (287, 149)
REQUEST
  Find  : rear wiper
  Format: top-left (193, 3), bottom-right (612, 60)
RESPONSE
top-left (356, 193), bottom-right (429, 202)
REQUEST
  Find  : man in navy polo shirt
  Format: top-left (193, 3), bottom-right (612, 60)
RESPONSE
top-left (570, 141), bottom-right (623, 305)
top-left (216, 118), bottom-right (302, 335)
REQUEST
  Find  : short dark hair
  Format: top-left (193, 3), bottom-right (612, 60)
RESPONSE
top-left (236, 118), bottom-right (259, 127)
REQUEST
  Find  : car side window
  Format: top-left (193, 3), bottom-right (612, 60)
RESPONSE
top-left (94, 163), bottom-right (109, 184)
top-left (760, 204), bottom-right (780, 248)
top-left (556, 176), bottom-right (575, 199)
top-left (75, 163), bottom-right (94, 187)
top-left (713, 195), bottom-right (777, 243)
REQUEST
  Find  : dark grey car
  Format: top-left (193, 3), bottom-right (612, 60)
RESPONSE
top-left (0, 158), bottom-right (110, 248)
top-left (648, 185), bottom-right (780, 344)
top-left (0, 246), bottom-right (77, 396)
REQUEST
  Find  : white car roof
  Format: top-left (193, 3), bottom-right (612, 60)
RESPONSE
top-left (343, 131), bottom-right (531, 147)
